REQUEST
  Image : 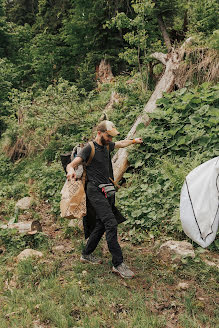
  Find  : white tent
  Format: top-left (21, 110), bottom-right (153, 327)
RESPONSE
top-left (180, 157), bottom-right (219, 248)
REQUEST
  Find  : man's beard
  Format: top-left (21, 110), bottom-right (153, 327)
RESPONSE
top-left (101, 135), bottom-right (109, 146)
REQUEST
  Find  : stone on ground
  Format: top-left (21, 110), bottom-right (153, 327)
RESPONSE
top-left (52, 245), bottom-right (65, 252)
top-left (16, 197), bottom-right (33, 210)
top-left (159, 240), bottom-right (195, 262)
top-left (177, 282), bottom-right (189, 290)
top-left (17, 248), bottom-right (43, 261)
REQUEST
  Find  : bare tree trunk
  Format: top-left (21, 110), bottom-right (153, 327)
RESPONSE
top-left (157, 14), bottom-right (172, 51)
top-left (112, 38), bottom-right (193, 182)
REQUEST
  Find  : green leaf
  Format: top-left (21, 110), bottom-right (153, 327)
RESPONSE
top-left (189, 117), bottom-right (199, 125)
top-left (168, 127), bottom-right (181, 136)
top-left (182, 93), bottom-right (194, 102)
top-left (209, 108), bottom-right (219, 117)
top-left (177, 136), bottom-right (186, 145)
top-left (156, 97), bottom-right (169, 106)
top-left (177, 88), bottom-right (187, 96)
top-left (123, 173), bottom-right (132, 178)
top-left (135, 160), bottom-right (144, 168)
top-left (209, 117), bottom-right (219, 125)
top-left (197, 105), bottom-right (209, 114)
top-left (197, 136), bottom-right (210, 145)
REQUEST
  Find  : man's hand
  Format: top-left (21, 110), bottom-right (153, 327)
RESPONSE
top-left (134, 138), bottom-right (143, 144)
top-left (66, 157), bottom-right (83, 180)
top-left (66, 167), bottom-right (76, 181)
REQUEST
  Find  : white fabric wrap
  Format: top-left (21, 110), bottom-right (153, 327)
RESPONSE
top-left (71, 146), bottom-right (84, 179)
top-left (180, 157), bottom-right (219, 247)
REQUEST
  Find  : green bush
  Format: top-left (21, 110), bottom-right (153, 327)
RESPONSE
top-left (117, 83), bottom-right (219, 240)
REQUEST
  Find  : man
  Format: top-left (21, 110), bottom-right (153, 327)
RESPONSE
top-left (67, 120), bottom-right (143, 278)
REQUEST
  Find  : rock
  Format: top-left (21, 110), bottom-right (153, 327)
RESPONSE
top-left (33, 320), bottom-right (45, 328)
top-left (159, 240), bottom-right (195, 262)
top-left (16, 197), bottom-right (33, 210)
top-left (17, 249), bottom-right (43, 261)
top-left (203, 259), bottom-right (219, 269)
top-left (177, 282), bottom-right (189, 290)
top-left (198, 297), bottom-right (205, 301)
top-left (52, 245), bottom-right (65, 252)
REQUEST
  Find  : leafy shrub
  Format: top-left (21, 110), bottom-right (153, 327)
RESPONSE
top-left (117, 83), bottom-right (219, 240)
top-left (1, 79), bottom-right (88, 159)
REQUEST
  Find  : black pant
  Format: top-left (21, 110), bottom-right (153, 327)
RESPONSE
top-left (82, 182), bottom-right (123, 267)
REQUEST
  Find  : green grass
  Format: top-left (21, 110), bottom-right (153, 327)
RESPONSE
top-left (0, 226), bottom-right (218, 328)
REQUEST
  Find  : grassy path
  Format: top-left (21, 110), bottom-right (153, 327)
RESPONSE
top-left (0, 211), bottom-right (218, 328)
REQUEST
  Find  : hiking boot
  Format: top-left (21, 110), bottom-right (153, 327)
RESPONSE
top-left (112, 262), bottom-right (135, 279)
top-left (80, 254), bottom-right (102, 265)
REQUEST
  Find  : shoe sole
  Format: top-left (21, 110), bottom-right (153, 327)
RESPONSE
top-left (80, 257), bottom-right (102, 265)
top-left (112, 267), bottom-right (135, 279)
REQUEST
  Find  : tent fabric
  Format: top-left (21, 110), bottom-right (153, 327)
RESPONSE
top-left (180, 157), bottom-right (219, 248)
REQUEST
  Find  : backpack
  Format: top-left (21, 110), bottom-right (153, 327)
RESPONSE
top-left (60, 141), bottom-right (95, 175)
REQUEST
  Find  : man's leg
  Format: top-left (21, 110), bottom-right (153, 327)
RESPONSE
top-left (84, 183), bottom-right (123, 267)
top-left (82, 219), bottom-right (105, 255)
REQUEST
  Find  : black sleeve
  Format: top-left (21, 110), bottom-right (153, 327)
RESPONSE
top-left (76, 143), bottom-right (91, 162)
top-left (109, 141), bottom-right (115, 153)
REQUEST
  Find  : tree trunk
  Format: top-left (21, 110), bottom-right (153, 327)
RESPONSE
top-left (157, 14), bottom-right (172, 51)
top-left (0, 220), bottom-right (42, 234)
top-left (112, 38), bottom-right (193, 182)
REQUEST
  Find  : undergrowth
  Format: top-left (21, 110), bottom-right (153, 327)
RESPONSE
top-left (117, 82), bottom-right (219, 248)
top-left (0, 79), bottom-right (218, 250)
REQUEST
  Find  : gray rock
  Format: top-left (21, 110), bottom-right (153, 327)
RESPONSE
top-left (203, 259), bottom-right (219, 269)
top-left (16, 197), bottom-right (33, 210)
top-left (17, 249), bottom-right (43, 261)
top-left (52, 245), bottom-right (65, 252)
top-left (159, 240), bottom-right (195, 261)
top-left (177, 282), bottom-right (189, 290)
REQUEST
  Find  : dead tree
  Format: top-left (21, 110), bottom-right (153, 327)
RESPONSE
top-left (112, 38), bottom-right (193, 182)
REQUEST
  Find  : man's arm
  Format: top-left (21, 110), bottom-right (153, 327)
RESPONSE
top-left (66, 157), bottom-right (83, 180)
top-left (115, 138), bottom-right (143, 149)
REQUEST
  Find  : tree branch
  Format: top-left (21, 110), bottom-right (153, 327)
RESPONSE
top-left (151, 52), bottom-right (168, 65)
top-left (157, 14), bottom-right (172, 51)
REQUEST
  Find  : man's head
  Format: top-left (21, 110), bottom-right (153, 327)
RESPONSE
top-left (96, 120), bottom-right (119, 145)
